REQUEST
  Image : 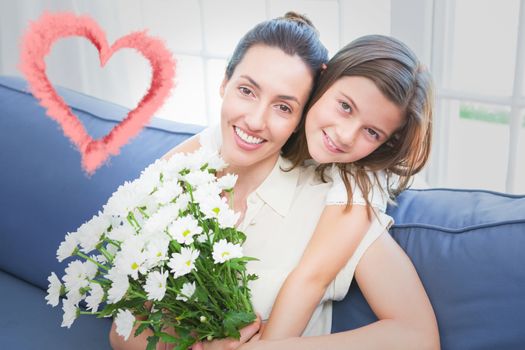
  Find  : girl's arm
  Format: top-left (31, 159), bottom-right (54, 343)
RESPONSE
top-left (241, 229), bottom-right (440, 350)
top-left (261, 204), bottom-right (373, 339)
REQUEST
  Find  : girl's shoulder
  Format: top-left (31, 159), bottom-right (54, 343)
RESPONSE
top-left (326, 165), bottom-right (389, 212)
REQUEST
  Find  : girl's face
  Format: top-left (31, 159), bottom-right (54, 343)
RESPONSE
top-left (305, 76), bottom-right (404, 164)
top-left (219, 44), bottom-right (313, 171)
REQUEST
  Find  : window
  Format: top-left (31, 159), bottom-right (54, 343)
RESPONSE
top-left (428, 0), bottom-right (524, 193)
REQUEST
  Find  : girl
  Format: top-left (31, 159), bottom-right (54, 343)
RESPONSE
top-left (257, 34), bottom-right (437, 344)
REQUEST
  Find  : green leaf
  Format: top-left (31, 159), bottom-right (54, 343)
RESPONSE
top-left (146, 335), bottom-right (159, 350)
top-left (247, 274), bottom-right (259, 281)
top-left (223, 311), bottom-right (257, 338)
top-left (148, 310), bottom-right (163, 323)
top-left (134, 323), bottom-right (150, 337)
top-left (158, 331), bottom-right (179, 343)
top-left (194, 286), bottom-right (209, 303)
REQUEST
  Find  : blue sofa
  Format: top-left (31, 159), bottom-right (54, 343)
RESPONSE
top-left (1, 75), bottom-right (524, 349)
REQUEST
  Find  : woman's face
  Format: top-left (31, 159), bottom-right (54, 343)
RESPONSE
top-left (305, 76), bottom-right (404, 164)
top-left (219, 44), bottom-right (313, 171)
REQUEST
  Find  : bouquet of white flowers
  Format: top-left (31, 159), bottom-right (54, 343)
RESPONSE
top-left (46, 147), bottom-right (258, 350)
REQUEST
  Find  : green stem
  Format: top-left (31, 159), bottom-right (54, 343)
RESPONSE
top-left (79, 310), bottom-right (100, 315)
top-left (138, 206), bottom-right (150, 219)
top-left (97, 245), bottom-right (114, 263)
top-left (76, 251), bottom-right (109, 271)
top-left (191, 270), bottom-right (222, 312)
top-left (129, 290), bottom-right (148, 299)
top-left (127, 211), bottom-right (141, 231)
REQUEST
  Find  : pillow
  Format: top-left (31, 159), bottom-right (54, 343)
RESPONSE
top-left (332, 188), bottom-right (525, 350)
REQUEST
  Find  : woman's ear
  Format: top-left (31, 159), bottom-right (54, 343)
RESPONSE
top-left (320, 63), bottom-right (328, 75)
top-left (219, 75), bottom-right (228, 98)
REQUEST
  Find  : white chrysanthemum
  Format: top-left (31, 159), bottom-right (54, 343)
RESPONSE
top-left (167, 216), bottom-right (203, 245)
top-left (77, 212), bottom-right (111, 253)
top-left (114, 237), bottom-right (147, 280)
top-left (106, 267), bottom-right (130, 304)
top-left (84, 258), bottom-right (99, 279)
top-left (144, 270), bottom-right (168, 301)
top-left (176, 281), bottom-right (196, 302)
top-left (144, 237), bottom-right (170, 269)
top-left (163, 152), bottom-right (189, 178)
top-left (56, 231), bottom-right (79, 262)
top-left (176, 193), bottom-right (191, 212)
top-left (168, 247), bottom-right (199, 278)
top-left (184, 170), bottom-right (215, 188)
top-left (206, 153), bottom-right (227, 171)
top-left (138, 159), bottom-right (164, 193)
top-left (103, 180), bottom-right (147, 216)
top-left (196, 233), bottom-right (207, 243)
top-left (217, 208), bottom-right (240, 229)
top-left (216, 173), bottom-right (238, 191)
top-left (199, 196), bottom-right (230, 220)
top-left (106, 219), bottom-right (135, 242)
top-left (212, 239), bottom-right (243, 263)
top-left (154, 179), bottom-right (183, 205)
top-left (187, 147), bottom-right (215, 171)
top-left (193, 182), bottom-right (222, 205)
top-left (61, 297), bottom-right (79, 328)
top-left (85, 282), bottom-right (104, 312)
top-left (142, 203), bottom-right (179, 237)
top-left (45, 272), bottom-right (62, 307)
top-left (190, 147), bottom-right (227, 172)
top-left (142, 158), bottom-right (167, 176)
top-left (66, 287), bottom-right (85, 306)
top-left (114, 309), bottom-right (135, 341)
top-left (62, 260), bottom-right (91, 293)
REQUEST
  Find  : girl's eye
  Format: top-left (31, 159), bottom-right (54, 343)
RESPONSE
top-left (239, 86), bottom-right (253, 96)
top-left (340, 101), bottom-right (353, 114)
top-left (365, 128), bottom-right (380, 140)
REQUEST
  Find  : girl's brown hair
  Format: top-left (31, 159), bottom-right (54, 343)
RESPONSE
top-left (282, 34), bottom-right (434, 211)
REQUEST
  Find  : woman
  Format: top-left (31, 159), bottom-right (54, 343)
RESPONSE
top-left (110, 11), bottom-right (330, 349)
top-left (110, 12), bottom-right (439, 350)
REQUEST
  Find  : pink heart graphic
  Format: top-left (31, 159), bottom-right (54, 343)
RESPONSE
top-left (19, 12), bottom-right (176, 175)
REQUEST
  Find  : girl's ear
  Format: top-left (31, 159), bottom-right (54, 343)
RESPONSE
top-left (219, 75), bottom-right (228, 98)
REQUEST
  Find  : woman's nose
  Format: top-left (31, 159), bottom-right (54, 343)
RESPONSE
top-left (245, 105), bottom-right (267, 131)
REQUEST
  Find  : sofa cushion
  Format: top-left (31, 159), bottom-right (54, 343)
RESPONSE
top-left (0, 270), bottom-right (112, 349)
top-left (332, 188), bottom-right (525, 350)
top-left (0, 76), bottom-right (203, 291)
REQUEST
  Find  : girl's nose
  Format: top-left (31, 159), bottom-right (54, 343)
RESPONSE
top-left (336, 119), bottom-right (360, 148)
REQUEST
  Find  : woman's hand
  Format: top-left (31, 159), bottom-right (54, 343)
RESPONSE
top-left (192, 316), bottom-right (261, 350)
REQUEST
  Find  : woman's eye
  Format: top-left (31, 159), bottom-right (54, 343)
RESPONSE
top-left (340, 101), bottom-right (352, 113)
top-left (239, 86), bottom-right (253, 96)
top-left (277, 104), bottom-right (292, 113)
